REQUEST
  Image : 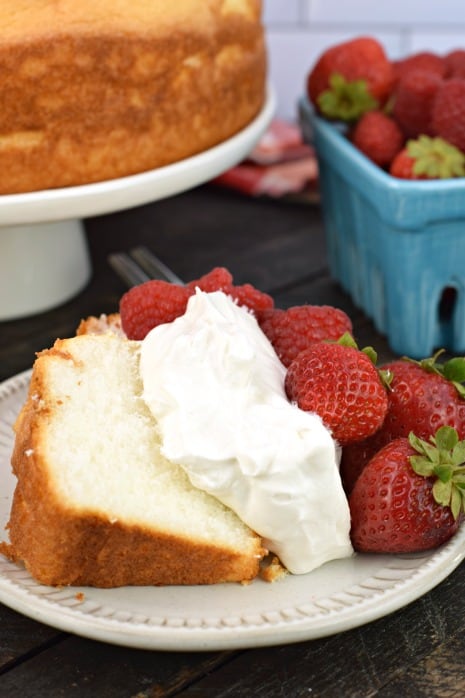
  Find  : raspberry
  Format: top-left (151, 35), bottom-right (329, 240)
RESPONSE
top-left (228, 284), bottom-right (274, 315)
top-left (351, 110), bottom-right (404, 167)
top-left (119, 266), bottom-right (274, 338)
top-left (187, 267), bottom-right (233, 293)
top-left (186, 267), bottom-right (272, 315)
top-left (258, 305), bottom-right (353, 368)
top-left (120, 280), bottom-right (192, 340)
top-left (392, 69), bottom-right (443, 138)
top-left (431, 78), bottom-right (465, 153)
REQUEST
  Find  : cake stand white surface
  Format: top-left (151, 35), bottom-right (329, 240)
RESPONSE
top-left (0, 87), bottom-right (275, 321)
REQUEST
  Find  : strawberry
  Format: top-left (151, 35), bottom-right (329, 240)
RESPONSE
top-left (341, 352), bottom-right (465, 492)
top-left (392, 69), bottom-right (443, 138)
top-left (374, 353), bottom-right (465, 441)
top-left (389, 136), bottom-right (465, 179)
top-left (258, 304), bottom-right (353, 368)
top-left (431, 78), bottom-right (465, 153)
top-left (284, 334), bottom-right (389, 446)
top-left (444, 49), bottom-right (465, 79)
top-left (393, 51), bottom-right (446, 84)
top-left (340, 436), bottom-right (383, 496)
top-left (389, 147), bottom-right (424, 179)
top-left (307, 36), bottom-right (394, 121)
top-left (120, 280), bottom-right (192, 340)
top-left (350, 110), bottom-right (404, 167)
top-left (349, 426), bottom-right (465, 554)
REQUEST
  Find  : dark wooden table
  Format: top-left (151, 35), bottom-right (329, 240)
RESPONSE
top-left (1, 185), bottom-right (464, 697)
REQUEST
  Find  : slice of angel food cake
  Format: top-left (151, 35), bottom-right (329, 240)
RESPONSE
top-left (2, 285), bottom-right (354, 587)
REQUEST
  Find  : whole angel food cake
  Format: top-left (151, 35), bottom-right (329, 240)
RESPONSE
top-left (0, 0), bottom-right (266, 194)
top-left (2, 284), bottom-right (354, 588)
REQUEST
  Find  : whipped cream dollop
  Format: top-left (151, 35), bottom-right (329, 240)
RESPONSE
top-left (140, 290), bottom-right (353, 574)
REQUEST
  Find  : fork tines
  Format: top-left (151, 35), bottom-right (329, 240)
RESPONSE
top-left (108, 247), bottom-right (183, 288)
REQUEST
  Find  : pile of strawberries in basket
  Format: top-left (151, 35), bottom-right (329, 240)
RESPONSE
top-left (120, 268), bottom-right (465, 557)
top-left (307, 36), bottom-right (465, 179)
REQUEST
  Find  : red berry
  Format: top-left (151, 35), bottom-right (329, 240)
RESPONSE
top-left (186, 267), bottom-right (233, 293)
top-left (349, 435), bottom-right (460, 554)
top-left (341, 354), bottom-right (465, 488)
top-left (393, 69), bottom-right (443, 138)
top-left (393, 51), bottom-right (446, 84)
top-left (388, 136), bottom-right (464, 180)
top-left (389, 147), bottom-right (426, 179)
top-left (285, 341), bottom-right (388, 446)
top-left (351, 110), bottom-right (404, 167)
top-left (228, 283), bottom-right (274, 315)
top-left (119, 266), bottom-right (273, 338)
top-left (340, 437), bottom-right (384, 496)
top-left (431, 78), bottom-right (465, 152)
top-left (120, 280), bottom-right (192, 340)
top-left (444, 49), bottom-right (465, 79)
top-left (188, 267), bottom-right (273, 316)
top-left (373, 357), bottom-right (465, 443)
top-left (258, 305), bottom-right (352, 368)
top-left (307, 36), bottom-right (394, 120)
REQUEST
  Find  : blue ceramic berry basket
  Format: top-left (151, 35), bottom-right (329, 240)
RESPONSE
top-left (299, 95), bottom-right (465, 359)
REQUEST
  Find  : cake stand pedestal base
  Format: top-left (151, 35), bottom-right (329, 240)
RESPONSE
top-left (0, 220), bottom-right (91, 321)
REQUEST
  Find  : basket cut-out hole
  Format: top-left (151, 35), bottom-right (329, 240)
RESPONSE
top-left (438, 286), bottom-right (457, 324)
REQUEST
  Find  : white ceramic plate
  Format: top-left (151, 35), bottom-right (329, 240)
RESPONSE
top-left (1, 370), bottom-right (464, 651)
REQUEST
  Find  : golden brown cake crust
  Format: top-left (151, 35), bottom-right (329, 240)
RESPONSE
top-left (0, 0), bottom-right (266, 194)
top-left (2, 343), bottom-right (264, 587)
top-left (76, 313), bottom-right (124, 337)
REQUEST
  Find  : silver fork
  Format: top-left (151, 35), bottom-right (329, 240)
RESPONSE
top-left (108, 246), bottom-right (184, 287)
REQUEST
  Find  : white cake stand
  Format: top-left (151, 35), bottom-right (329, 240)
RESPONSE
top-left (0, 88), bottom-right (275, 321)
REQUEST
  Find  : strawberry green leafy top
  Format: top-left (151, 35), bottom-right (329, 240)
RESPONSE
top-left (409, 426), bottom-right (465, 520)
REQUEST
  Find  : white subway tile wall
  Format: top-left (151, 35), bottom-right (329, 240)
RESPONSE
top-left (263, 0), bottom-right (465, 120)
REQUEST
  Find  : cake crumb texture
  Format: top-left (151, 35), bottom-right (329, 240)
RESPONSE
top-left (3, 334), bottom-right (265, 587)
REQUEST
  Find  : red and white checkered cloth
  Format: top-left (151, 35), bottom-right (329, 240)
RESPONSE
top-left (212, 120), bottom-right (318, 198)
